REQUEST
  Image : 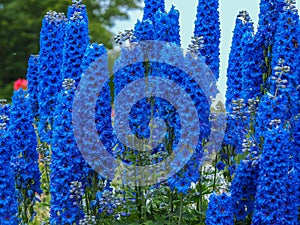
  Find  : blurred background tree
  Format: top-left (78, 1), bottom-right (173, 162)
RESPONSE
top-left (0, 0), bottom-right (142, 99)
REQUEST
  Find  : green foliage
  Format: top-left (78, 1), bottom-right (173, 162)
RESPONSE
top-left (0, 0), bottom-right (142, 87)
top-left (0, 79), bottom-right (14, 101)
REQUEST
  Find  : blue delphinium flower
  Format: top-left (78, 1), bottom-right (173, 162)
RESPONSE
top-left (255, 64), bottom-right (291, 139)
top-left (206, 192), bottom-right (234, 225)
top-left (114, 3), bottom-right (211, 193)
top-left (224, 11), bottom-right (254, 149)
top-left (193, 0), bottom-right (220, 80)
top-left (216, 161), bottom-right (225, 171)
top-left (153, 6), bottom-right (180, 45)
top-left (67, 0), bottom-right (88, 24)
top-left (38, 11), bottom-right (67, 143)
top-left (252, 124), bottom-right (299, 224)
top-left (61, 5), bottom-right (89, 86)
top-left (226, 11), bottom-right (254, 105)
top-left (230, 159), bottom-right (259, 221)
top-left (268, 2), bottom-right (300, 116)
top-left (257, 0), bottom-right (285, 46)
top-left (0, 101), bottom-right (18, 225)
top-left (50, 82), bottom-right (85, 225)
top-left (292, 114), bottom-right (300, 216)
top-left (9, 90), bottom-right (41, 223)
top-left (75, 42), bottom-right (116, 214)
top-left (80, 43), bottom-right (113, 151)
top-left (143, 0), bottom-right (165, 21)
top-left (241, 32), bottom-right (264, 102)
top-left (50, 4), bottom-right (90, 223)
top-left (26, 55), bottom-right (39, 117)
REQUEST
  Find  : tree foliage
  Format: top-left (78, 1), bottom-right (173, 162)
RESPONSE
top-left (0, 0), bottom-right (141, 87)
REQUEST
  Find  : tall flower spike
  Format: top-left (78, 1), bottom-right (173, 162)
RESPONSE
top-left (224, 11), bottom-right (254, 149)
top-left (226, 11), bottom-right (254, 107)
top-left (50, 84), bottom-right (85, 224)
top-left (269, 3), bottom-right (300, 115)
top-left (194, 0), bottom-right (220, 80)
top-left (252, 125), bottom-right (299, 224)
top-left (241, 32), bottom-right (264, 102)
top-left (0, 103), bottom-right (18, 224)
top-left (50, 3), bottom-right (90, 223)
top-left (38, 11), bottom-right (66, 143)
top-left (61, 8), bottom-right (89, 85)
top-left (9, 90), bottom-right (41, 223)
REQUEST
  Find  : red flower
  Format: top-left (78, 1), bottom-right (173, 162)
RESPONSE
top-left (14, 79), bottom-right (28, 90)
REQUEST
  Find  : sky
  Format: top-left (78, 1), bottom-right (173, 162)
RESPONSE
top-left (112, 0), bottom-right (300, 99)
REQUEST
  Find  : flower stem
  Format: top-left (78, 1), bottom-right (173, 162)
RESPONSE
top-left (179, 193), bottom-right (184, 225)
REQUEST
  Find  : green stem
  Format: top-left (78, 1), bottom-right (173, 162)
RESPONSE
top-left (199, 170), bottom-right (203, 224)
top-left (179, 193), bottom-right (184, 225)
top-left (169, 190), bottom-right (173, 224)
top-left (212, 153), bottom-right (218, 192)
top-left (85, 192), bottom-right (90, 215)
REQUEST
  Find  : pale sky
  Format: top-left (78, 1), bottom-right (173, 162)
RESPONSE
top-left (112, 0), bottom-right (300, 99)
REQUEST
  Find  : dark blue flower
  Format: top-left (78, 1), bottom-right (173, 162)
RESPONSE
top-left (8, 90), bottom-right (41, 223)
top-left (0, 102), bottom-right (18, 225)
top-left (142, 0), bottom-right (165, 21)
top-left (206, 192), bottom-right (234, 225)
top-left (224, 11), bottom-right (254, 150)
top-left (38, 11), bottom-right (67, 143)
top-left (230, 159), bottom-right (259, 221)
top-left (216, 161), bottom-right (225, 171)
top-left (252, 125), bottom-right (299, 224)
top-left (193, 0), bottom-right (221, 80)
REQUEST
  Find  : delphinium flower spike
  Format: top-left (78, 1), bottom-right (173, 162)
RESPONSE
top-left (256, 0), bottom-right (286, 46)
top-left (224, 11), bottom-right (254, 150)
top-left (50, 79), bottom-right (85, 224)
top-left (38, 11), bottom-right (67, 143)
top-left (9, 90), bottom-right (41, 223)
top-left (50, 2), bottom-right (90, 223)
top-left (0, 101), bottom-right (18, 224)
top-left (269, 0), bottom-right (300, 116)
top-left (193, 0), bottom-right (220, 80)
top-left (252, 124), bottom-right (299, 224)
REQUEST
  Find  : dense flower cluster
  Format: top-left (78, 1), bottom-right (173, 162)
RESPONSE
top-left (67, 0), bottom-right (88, 24)
top-left (0, 101), bottom-right (18, 224)
top-left (194, 0), bottom-right (220, 80)
top-left (50, 86), bottom-right (85, 224)
top-left (269, 3), bottom-right (300, 115)
top-left (61, 3), bottom-right (89, 86)
top-left (206, 192), bottom-right (234, 225)
top-left (142, 0), bottom-right (165, 21)
top-left (224, 11), bottom-right (254, 149)
top-left (257, 0), bottom-right (285, 45)
top-left (252, 125), bottom-right (299, 224)
top-left (38, 11), bottom-right (67, 143)
top-left (50, 4), bottom-right (90, 223)
top-left (2, 0), bottom-right (300, 224)
top-left (9, 90), bottom-right (41, 222)
top-left (230, 159), bottom-right (259, 221)
top-left (241, 32), bottom-right (264, 102)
